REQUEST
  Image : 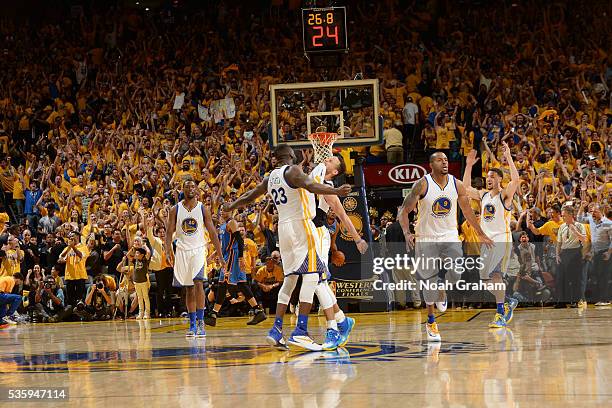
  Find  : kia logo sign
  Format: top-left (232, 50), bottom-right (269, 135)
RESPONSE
top-left (388, 164), bottom-right (427, 184)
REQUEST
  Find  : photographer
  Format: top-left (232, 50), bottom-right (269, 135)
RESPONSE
top-left (74, 275), bottom-right (112, 321)
top-left (253, 252), bottom-right (283, 313)
top-left (32, 276), bottom-right (72, 323)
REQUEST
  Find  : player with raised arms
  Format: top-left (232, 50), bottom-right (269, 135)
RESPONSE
top-left (166, 177), bottom-right (225, 337)
top-left (399, 152), bottom-right (493, 341)
top-left (224, 144), bottom-right (352, 350)
top-left (462, 142), bottom-right (520, 328)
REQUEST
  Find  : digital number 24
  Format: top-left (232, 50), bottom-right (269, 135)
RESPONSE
top-left (312, 26), bottom-right (339, 46)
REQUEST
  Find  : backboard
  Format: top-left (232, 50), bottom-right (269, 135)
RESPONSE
top-left (269, 79), bottom-right (382, 148)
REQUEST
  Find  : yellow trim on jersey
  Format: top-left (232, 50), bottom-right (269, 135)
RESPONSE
top-left (298, 188), bottom-right (312, 219)
top-left (302, 220), bottom-right (317, 272)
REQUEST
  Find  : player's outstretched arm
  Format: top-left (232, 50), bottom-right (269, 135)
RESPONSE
top-left (203, 205), bottom-right (225, 269)
top-left (323, 194), bottom-right (368, 254)
top-left (165, 205), bottom-right (177, 265)
top-left (225, 178), bottom-right (269, 211)
top-left (286, 165), bottom-right (352, 196)
top-left (463, 150), bottom-right (483, 201)
top-left (501, 141), bottom-right (519, 207)
top-left (456, 180), bottom-right (493, 247)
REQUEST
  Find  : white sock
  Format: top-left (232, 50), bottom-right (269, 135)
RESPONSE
top-left (334, 310), bottom-right (346, 323)
top-left (327, 320), bottom-right (338, 331)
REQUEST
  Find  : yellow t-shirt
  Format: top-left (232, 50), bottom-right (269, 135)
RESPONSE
top-left (460, 220), bottom-right (481, 256)
top-left (243, 238), bottom-right (259, 275)
top-left (0, 249), bottom-right (24, 277)
top-left (435, 127), bottom-right (451, 149)
top-left (12, 178), bottom-right (25, 200)
top-left (64, 244), bottom-right (89, 280)
top-left (533, 159), bottom-right (555, 175)
top-left (537, 220), bottom-right (562, 244)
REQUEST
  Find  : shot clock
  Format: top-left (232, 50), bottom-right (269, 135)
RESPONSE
top-left (302, 7), bottom-right (348, 53)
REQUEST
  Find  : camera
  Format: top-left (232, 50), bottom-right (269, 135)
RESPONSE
top-left (76, 301), bottom-right (86, 311)
top-left (44, 282), bottom-right (53, 289)
top-left (96, 282), bottom-right (104, 290)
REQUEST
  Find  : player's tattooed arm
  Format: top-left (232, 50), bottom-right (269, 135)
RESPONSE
top-left (324, 194), bottom-right (368, 254)
top-left (225, 177), bottom-right (269, 211)
top-left (400, 176), bottom-right (425, 215)
top-left (164, 204), bottom-right (177, 265)
top-left (286, 165), bottom-right (351, 196)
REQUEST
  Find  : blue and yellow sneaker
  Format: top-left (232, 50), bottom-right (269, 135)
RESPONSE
top-left (322, 328), bottom-right (341, 351)
top-left (338, 317), bottom-right (355, 347)
top-left (426, 322), bottom-right (441, 342)
top-left (488, 313), bottom-right (507, 328)
top-left (266, 325), bottom-right (289, 350)
top-left (287, 328), bottom-right (323, 351)
top-left (504, 298), bottom-right (518, 324)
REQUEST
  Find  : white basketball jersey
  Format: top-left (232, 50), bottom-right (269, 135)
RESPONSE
top-left (481, 191), bottom-right (511, 241)
top-left (415, 174), bottom-right (459, 240)
top-left (268, 165), bottom-right (316, 223)
top-left (310, 163), bottom-right (331, 213)
top-left (175, 201), bottom-right (206, 250)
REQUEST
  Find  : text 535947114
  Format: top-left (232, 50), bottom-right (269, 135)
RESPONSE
top-left (1, 388), bottom-right (69, 401)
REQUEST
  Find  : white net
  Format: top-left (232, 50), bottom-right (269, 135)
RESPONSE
top-left (308, 132), bottom-right (338, 163)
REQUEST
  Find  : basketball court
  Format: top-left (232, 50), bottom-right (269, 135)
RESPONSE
top-left (1, 308), bottom-right (611, 407)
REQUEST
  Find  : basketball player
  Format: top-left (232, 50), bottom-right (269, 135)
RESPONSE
top-left (224, 144), bottom-right (351, 351)
top-left (205, 207), bottom-right (267, 326)
top-left (399, 152), bottom-right (493, 341)
top-left (311, 156), bottom-right (368, 347)
top-left (462, 143), bottom-right (520, 328)
top-left (166, 178), bottom-right (225, 337)
top-left (257, 155), bottom-right (368, 349)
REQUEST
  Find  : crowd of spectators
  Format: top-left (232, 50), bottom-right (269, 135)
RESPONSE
top-left (1, 0), bottom-right (611, 324)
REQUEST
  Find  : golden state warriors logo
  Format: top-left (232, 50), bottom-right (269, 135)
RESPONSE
top-left (340, 213), bottom-right (363, 241)
top-left (343, 196), bottom-right (358, 212)
top-left (181, 218), bottom-right (198, 235)
top-left (431, 196), bottom-right (452, 218)
top-left (483, 204), bottom-right (496, 221)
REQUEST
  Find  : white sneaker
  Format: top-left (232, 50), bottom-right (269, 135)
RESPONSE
top-left (287, 332), bottom-right (323, 351)
top-left (426, 322), bottom-right (441, 342)
top-left (143, 314), bottom-right (150, 320)
top-left (136, 314), bottom-right (143, 320)
top-left (2, 316), bottom-right (18, 325)
top-left (594, 301), bottom-right (610, 306)
top-left (435, 294), bottom-right (447, 312)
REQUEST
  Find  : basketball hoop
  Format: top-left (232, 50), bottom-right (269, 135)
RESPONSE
top-left (308, 132), bottom-right (338, 163)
